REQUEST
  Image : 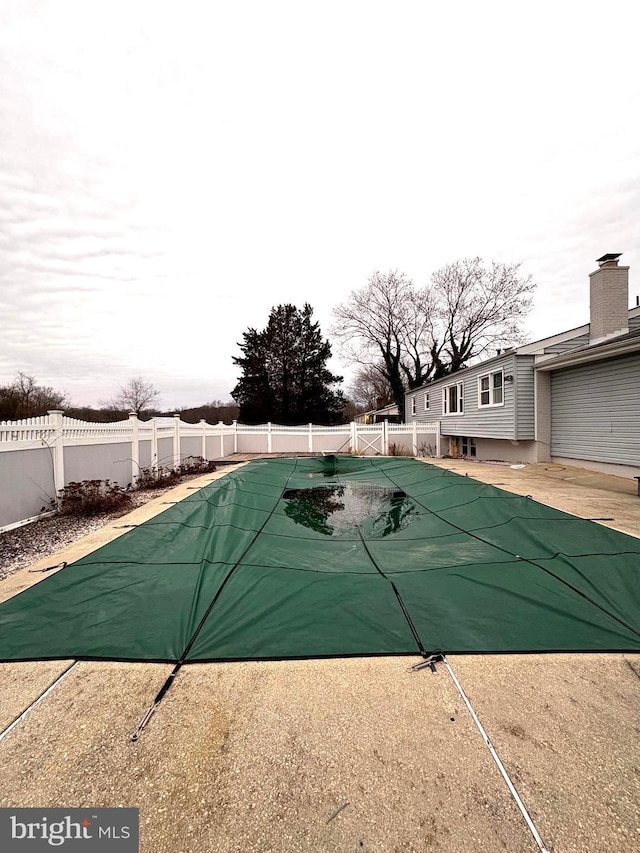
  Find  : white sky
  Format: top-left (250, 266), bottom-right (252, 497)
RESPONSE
top-left (1, 0), bottom-right (639, 409)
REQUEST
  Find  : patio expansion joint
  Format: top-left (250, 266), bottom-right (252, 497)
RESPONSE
top-left (442, 656), bottom-right (552, 853)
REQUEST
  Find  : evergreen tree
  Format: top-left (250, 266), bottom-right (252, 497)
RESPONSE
top-left (232, 304), bottom-right (345, 424)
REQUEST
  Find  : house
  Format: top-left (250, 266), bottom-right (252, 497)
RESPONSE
top-left (405, 253), bottom-right (640, 478)
top-left (354, 402), bottom-right (401, 424)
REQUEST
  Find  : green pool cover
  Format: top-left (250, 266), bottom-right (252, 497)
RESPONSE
top-left (1, 455), bottom-right (639, 662)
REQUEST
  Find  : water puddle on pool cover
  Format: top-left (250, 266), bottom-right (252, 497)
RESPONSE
top-left (282, 482), bottom-right (419, 538)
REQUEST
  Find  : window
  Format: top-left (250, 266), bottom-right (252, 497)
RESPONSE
top-left (424, 392), bottom-right (430, 411)
top-left (478, 370), bottom-right (504, 407)
top-left (442, 381), bottom-right (464, 414)
top-left (461, 437), bottom-right (476, 457)
top-left (411, 396), bottom-right (416, 415)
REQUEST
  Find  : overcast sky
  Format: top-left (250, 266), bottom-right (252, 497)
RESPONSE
top-left (1, 1), bottom-right (638, 410)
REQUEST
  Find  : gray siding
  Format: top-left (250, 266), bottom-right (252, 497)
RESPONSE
top-left (544, 316), bottom-right (638, 356)
top-left (406, 354), bottom-right (532, 440)
top-left (409, 387), bottom-right (437, 422)
top-left (551, 353), bottom-right (640, 465)
top-left (515, 356), bottom-right (535, 439)
top-left (544, 332), bottom-right (589, 354)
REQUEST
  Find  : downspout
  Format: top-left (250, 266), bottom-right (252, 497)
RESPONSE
top-left (512, 355), bottom-right (518, 441)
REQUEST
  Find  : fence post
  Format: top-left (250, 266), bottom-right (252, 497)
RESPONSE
top-left (173, 413), bottom-right (181, 469)
top-left (233, 420), bottom-right (238, 453)
top-left (200, 419), bottom-right (207, 460)
top-left (412, 421), bottom-right (418, 456)
top-left (308, 423), bottom-right (313, 453)
top-left (267, 422), bottom-right (272, 454)
top-left (351, 421), bottom-right (357, 453)
top-left (48, 410), bottom-right (65, 497)
top-left (151, 419), bottom-right (158, 471)
top-left (219, 421), bottom-right (225, 458)
top-left (382, 420), bottom-right (388, 455)
top-left (129, 412), bottom-right (139, 485)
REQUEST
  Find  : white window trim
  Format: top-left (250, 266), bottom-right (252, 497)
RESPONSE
top-left (424, 392), bottom-right (430, 411)
top-left (442, 381), bottom-right (464, 415)
top-left (411, 395), bottom-right (416, 415)
top-left (477, 369), bottom-right (505, 408)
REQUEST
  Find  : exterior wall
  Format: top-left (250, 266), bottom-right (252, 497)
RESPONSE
top-left (589, 264), bottom-right (630, 342)
top-left (407, 354), bottom-right (522, 440)
top-left (64, 442), bottom-right (133, 488)
top-left (408, 387), bottom-right (437, 423)
top-left (354, 405), bottom-right (399, 423)
top-left (473, 439), bottom-right (539, 464)
top-left (534, 371), bottom-right (551, 462)
top-left (515, 356), bottom-right (535, 439)
top-left (443, 437), bottom-right (538, 463)
top-left (550, 457), bottom-right (640, 481)
top-left (544, 333), bottom-right (589, 354)
top-left (0, 447), bottom-right (55, 528)
top-left (550, 353), bottom-right (640, 467)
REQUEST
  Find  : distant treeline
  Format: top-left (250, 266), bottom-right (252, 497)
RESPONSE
top-left (0, 375), bottom-right (239, 424)
top-left (65, 401), bottom-right (241, 424)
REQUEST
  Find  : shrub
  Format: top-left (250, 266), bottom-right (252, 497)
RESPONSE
top-left (388, 443), bottom-right (410, 456)
top-left (135, 465), bottom-right (182, 491)
top-left (178, 456), bottom-right (217, 475)
top-left (417, 441), bottom-right (436, 458)
top-left (57, 479), bottom-right (132, 516)
top-left (134, 457), bottom-right (216, 491)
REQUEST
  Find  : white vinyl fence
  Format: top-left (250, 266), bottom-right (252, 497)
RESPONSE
top-left (0, 411), bottom-right (440, 531)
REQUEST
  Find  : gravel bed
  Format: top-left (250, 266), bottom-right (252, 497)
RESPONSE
top-left (0, 474), bottom-right (206, 581)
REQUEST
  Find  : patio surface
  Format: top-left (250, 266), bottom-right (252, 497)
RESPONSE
top-left (0, 457), bottom-right (639, 852)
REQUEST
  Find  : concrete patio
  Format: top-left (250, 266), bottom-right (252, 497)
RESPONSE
top-left (0, 458), bottom-right (638, 852)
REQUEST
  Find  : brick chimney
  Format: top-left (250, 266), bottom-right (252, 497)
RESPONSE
top-left (589, 253), bottom-right (629, 344)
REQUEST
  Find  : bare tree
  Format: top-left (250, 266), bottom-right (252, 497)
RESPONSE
top-left (430, 258), bottom-right (535, 375)
top-left (105, 377), bottom-right (160, 413)
top-left (332, 271), bottom-right (420, 421)
top-left (0, 373), bottom-right (69, 420)
top-left (341, 398), bottom-right (365, 422)
top-left (348, 364), bottom-right (395, 411)
top-left (332, 260), bottom-right (535, 419)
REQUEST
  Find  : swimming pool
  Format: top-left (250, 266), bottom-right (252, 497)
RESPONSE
top-left (1, 455), bottom-right (639, 662)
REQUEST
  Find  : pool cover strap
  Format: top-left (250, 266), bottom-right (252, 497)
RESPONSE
top-left (373, 463), bottom-right (640, 646)
top-left (336, 470), bottom-right (429, 658)
top-left (1, 455), bottom-right (639, 663)
top-left (133, 460), bottom-right (306, 735)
